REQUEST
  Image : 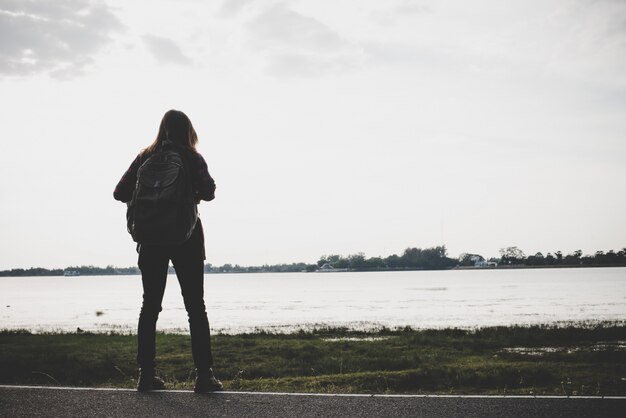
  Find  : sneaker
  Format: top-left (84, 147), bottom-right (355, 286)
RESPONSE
top-left (137, 368), bottom-right (166, 392)
top-left (194, 368), bottom-right (223, 393)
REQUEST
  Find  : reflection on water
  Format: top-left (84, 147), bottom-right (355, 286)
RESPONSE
top-left (0, 267), bottom-right (624, 334)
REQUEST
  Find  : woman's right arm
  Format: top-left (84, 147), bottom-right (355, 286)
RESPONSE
top-left (192, 153), bottom-right (216, 202)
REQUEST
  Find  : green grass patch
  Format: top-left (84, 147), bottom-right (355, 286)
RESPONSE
top-left (1, 324), bottom-right (625, 395)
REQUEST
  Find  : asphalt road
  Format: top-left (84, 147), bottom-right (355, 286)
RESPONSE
top-left (1, 386), bottom-right (625, 417)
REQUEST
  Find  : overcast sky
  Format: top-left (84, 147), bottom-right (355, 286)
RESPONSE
top-left (1, 0), bottom-right (625, 269)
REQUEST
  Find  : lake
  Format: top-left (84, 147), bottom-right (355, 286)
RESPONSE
top-left (0, 267), bottom-right (624, 334)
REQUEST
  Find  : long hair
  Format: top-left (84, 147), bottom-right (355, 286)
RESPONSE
top-left (143, 109), bottom-right (198, 155)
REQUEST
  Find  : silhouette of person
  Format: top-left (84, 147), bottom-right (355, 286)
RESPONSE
top-left (114, 109), bottom-right (222, 392)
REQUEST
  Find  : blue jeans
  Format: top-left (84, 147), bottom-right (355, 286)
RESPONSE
top-left (136, 221), bottom-right (213, 370)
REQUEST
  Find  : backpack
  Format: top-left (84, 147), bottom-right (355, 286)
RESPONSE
top-left (126, 140), bottom-right (198, 245)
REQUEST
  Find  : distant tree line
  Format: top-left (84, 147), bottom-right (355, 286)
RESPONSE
top-left (0, 265), bottom-right (140, 277)
top-left (317, 246), bottom-right (455, 271)
top-left (204, 262), bottom-right (316, 273)
top-left (202, 246), bottom-right (455, 273)
top-left (0, 267), bottom-right (64, 277)
top-left (1, 246), bottom-right (624, 276)
top-left (491, 246), bottom-right (626, 267)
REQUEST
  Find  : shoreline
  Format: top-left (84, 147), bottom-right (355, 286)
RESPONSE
top-left (2, 263), bottom-right (626, 278)
top-left (3, 320), bottom-right (626, 336)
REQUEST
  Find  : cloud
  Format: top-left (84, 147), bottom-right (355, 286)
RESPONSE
top-left (217, 0), bottom-right (256, 18)
top-left (395, 1), bottom-right (431, 15)
top-left (361, 0), bottom-right (626, 89)
top-left (142, 35), bottom-right (192, 66)
top-left (246, 3), bottom-right (345, 52)
top-left (265, 52), bottom-right (360, 78)
top-left (0, 0), bottom-right (122, 78)
top-left (363, 41), bottom-right (457, 69)
top-left (368, 0), bottom-right (432, 26)
top-left (245, 3), bottom-right (362, 77)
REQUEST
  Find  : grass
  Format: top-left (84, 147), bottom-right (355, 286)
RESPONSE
top-left (1, 324), bottom-right (625, 395)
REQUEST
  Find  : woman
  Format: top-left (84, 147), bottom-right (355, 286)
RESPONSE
top-left (114, 109), bottom-right (222, 393)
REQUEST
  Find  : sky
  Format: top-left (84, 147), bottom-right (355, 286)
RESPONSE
top-left (0, 0), bottom-right (625, 269)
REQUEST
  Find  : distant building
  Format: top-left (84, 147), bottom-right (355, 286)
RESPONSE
top-left (319, 263), bottom-right (335, 271)
top-left (317, 263), bottom-right (348, 272)
top-left (470, 255), bottom-right (497, 268)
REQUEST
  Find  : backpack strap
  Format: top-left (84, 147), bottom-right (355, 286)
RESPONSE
top-left (169, 142), bottom-right (197, 199)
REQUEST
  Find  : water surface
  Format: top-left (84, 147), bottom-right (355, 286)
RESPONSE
top-left (0, 267), bottom-right (624, 333)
